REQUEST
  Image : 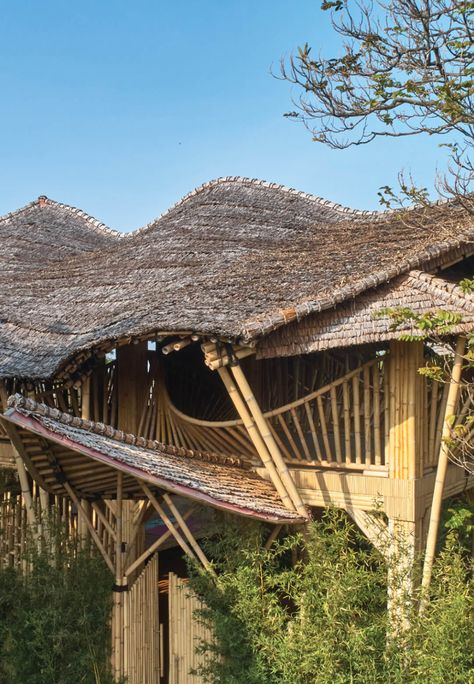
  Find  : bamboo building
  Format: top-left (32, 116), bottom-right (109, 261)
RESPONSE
top-left (0, 177), bottom-right (473, 681)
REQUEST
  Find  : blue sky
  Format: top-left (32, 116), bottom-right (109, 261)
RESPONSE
top-left (0, 1), bottom-right (449, 231)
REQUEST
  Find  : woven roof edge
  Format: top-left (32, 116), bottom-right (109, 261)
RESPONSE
top-left (0, 196), bottom-right (122, 239)
top-left (6, 394), bottom-right (247, 469)
top-left (246, 237), bottom-right (474, 342)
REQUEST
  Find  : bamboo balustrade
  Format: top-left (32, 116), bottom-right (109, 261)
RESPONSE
top-left (0, 346), bottom-right (470, 489)
top-left (9, 348), bottom-right (468, 475)
top-left (166, 358), bottom-right (390, 470)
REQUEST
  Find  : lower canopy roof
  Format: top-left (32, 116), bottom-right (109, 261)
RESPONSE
top-left (3, 394), bottom-right (302, 524)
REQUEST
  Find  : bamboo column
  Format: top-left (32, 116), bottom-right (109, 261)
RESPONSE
top-left (0, 385), bottom-right (38, 534)
top-left (420, 336), bottom-right (466, 607)
top-left (113, 472), bottom-right (125, 680)
top-left (229, 362), bottom-right (308, 518)
top-left (386, 342), bottom-right (426, 626)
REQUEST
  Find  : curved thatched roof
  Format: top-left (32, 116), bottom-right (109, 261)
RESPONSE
top-left (0, 196), bottom-right (120, 275)
top-left (0, 177), bottom-right (473, 379)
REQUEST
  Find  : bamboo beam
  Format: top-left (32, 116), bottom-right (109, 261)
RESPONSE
top-left (264, 524), bottom-right (283, 550)
top-left (125, 508), bottom-right (193, 578)
top-left (230, 363), bottom-right (308, 518)
top-left (62, 481), bottom-right (114, 573)
top-left (420, 336), bottom-right (466, 607)
top-left (91, 502), bottom-right (117, 541)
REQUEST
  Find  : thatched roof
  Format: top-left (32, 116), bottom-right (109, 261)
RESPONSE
top-left (3, 394), bottom-right (302, 523)
top-left (258, 271), bottom-right (474, 358)
top-left (0, 196), bottom-right (119, 275)
top-left (1, 177), bottom-right (473, 379)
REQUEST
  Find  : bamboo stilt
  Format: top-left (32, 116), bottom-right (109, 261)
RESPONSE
top-left (420, 336), bottom-right (466, 607)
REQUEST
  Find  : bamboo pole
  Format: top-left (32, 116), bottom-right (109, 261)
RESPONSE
top-left (62, 482), bottom-right (114, 573)
top-left (420, 336), bottom-right (466, 608)
top-left (114, 472), bottom-right (124, 679)
top-left (217, 367), bottom-right (296, 511)
top-left (162, 493), bottom-right (213, 571)
top-left (230, 363), bottom-right (308, 518)
top-left (140, 482), bottom-right (196, 560)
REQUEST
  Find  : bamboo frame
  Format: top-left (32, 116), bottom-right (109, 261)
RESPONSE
top-left (125, 508), bottom-right (194, 578)
top-left (140, 482), bottom-right (197, 560)
top-left (162, 493), bottom-right (213, 572)
top-left (217, 367), bottom-right (296, 510)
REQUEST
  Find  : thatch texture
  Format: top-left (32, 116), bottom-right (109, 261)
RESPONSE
top-left (0, 196), bottom-right (119, 275)
top-left (257, 271), bottom-right (474, 358)
top-left (0, 177), bottom-right (473, 379)
top-left (3, 394), bottom-right (303, 522)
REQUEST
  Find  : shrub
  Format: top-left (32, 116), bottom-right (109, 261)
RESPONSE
top-left (0, 520), bottom-right (114, 684)
top-left (188, 509), bottom-right (474, 684)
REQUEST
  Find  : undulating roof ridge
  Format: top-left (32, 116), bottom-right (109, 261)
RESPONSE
top-left (123, 176), bottom-right (380, 238)
top-left (0, 177), bottom-right (455, 240)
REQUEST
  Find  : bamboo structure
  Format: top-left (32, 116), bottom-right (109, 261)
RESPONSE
top-left (123, 554), bottom-right (160, 684)
top-left (168, 573), bottom-right (214, 684)
top-left (0, 179), bottom-right (473, 679)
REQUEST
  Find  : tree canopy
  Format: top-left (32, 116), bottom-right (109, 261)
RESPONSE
top-left (280, 0), bottom-right (474, 203)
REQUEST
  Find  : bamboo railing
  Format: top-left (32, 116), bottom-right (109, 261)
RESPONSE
top-left (165, 358), bottom-right (389, 470)
top-left (4, 347), bottom-right (469, 477)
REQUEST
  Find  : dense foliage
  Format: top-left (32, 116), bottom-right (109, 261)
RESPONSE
top-left (0, 521), bottom-right (114, 684)
top-left (188, 509), bottom-right (474, 684)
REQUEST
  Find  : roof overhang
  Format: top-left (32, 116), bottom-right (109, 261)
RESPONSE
top-left (2, 399), bottom-right (303, 524)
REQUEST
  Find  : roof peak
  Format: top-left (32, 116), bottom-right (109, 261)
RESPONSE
top-left (125, 176), bottom-right (382, 238)
top-left (0, 195), bottom-right (122, 240)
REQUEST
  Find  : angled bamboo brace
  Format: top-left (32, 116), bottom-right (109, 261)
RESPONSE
top-left (140, 481), bottom-right (209, 568)
top-left (229, 361), bottom-right (308, 518)
top-left (345, 506), bottom-right (390, 558)
top-left (420, 336), bottom-right (466, 608)
top-left (162, 492), bottom-right (213, 572)
top-left (217, 366), bottom-right (297, 512)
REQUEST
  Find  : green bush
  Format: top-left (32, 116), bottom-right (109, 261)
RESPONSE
top-left (0, 521), bottom-right (114, 684)
top-left (188, 509), bottom-right (474, 684)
